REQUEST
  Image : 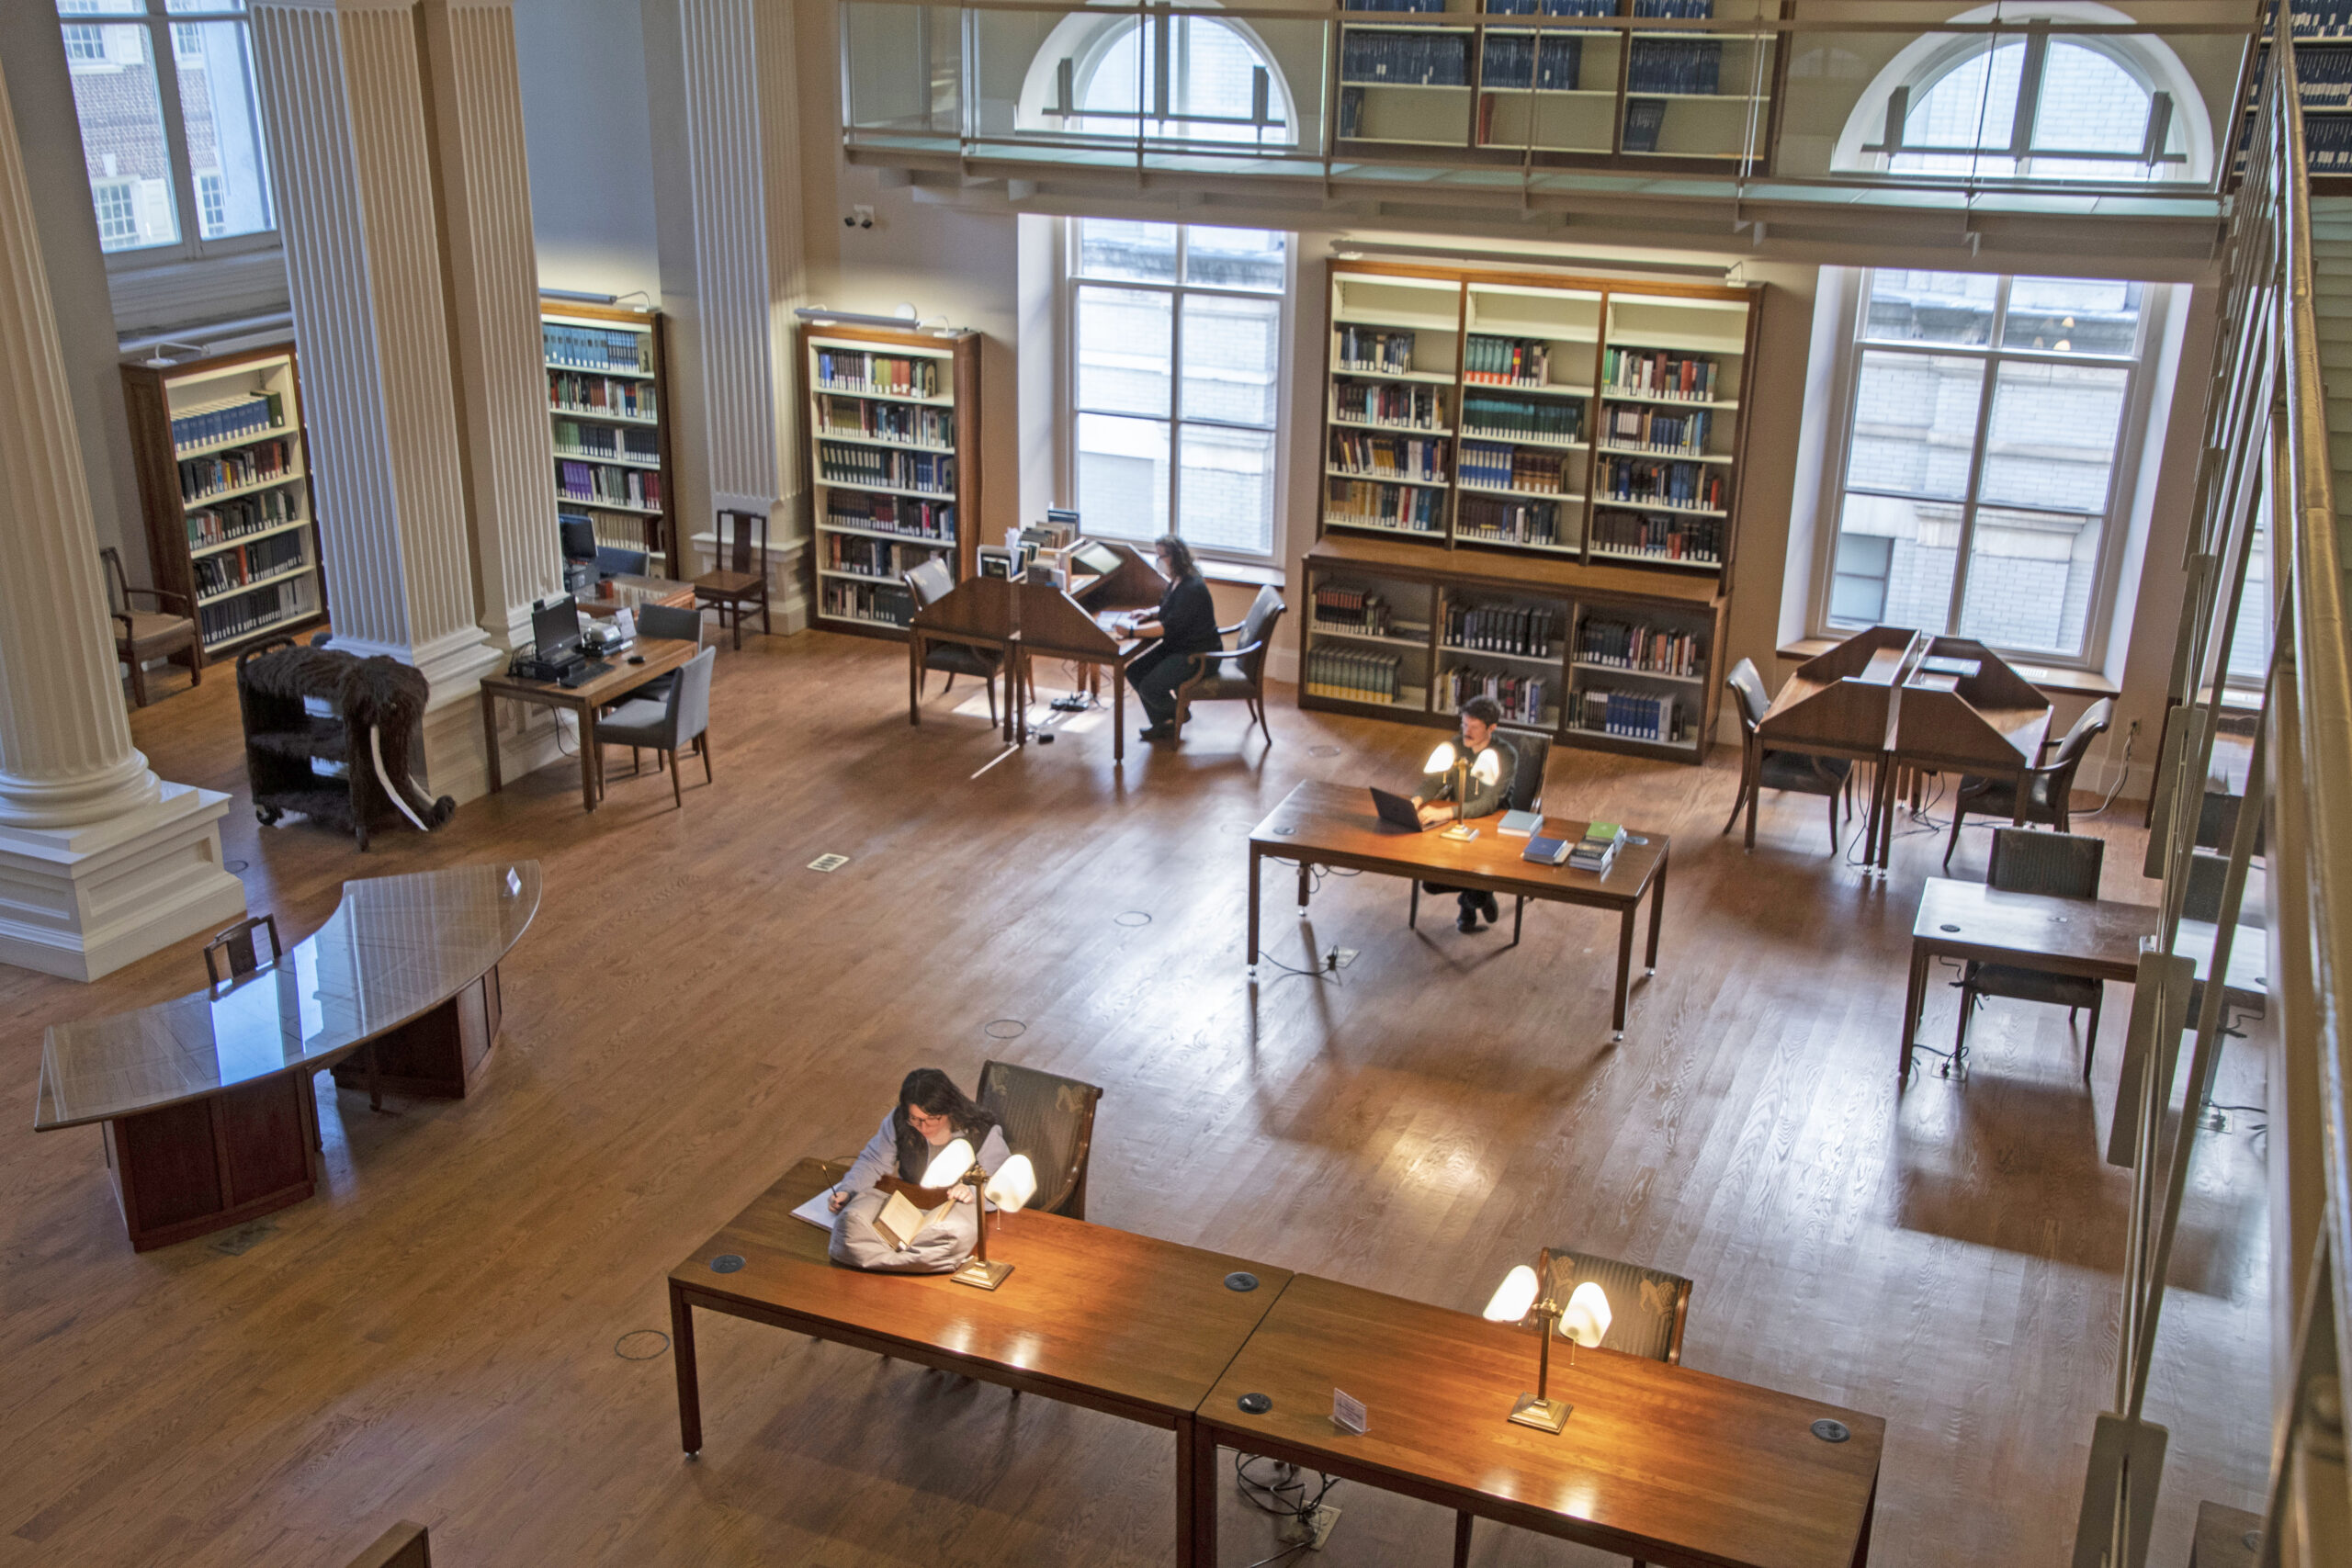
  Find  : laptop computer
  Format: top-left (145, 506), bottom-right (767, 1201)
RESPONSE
top-left (1369, 786), bottom-right (1430, 831)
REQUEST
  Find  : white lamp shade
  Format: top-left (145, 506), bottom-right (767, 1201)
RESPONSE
top-left (1561, 1280), bottom-right (1612, 1348)
top-left (1482, 1264), bottom-right (1542, 1323)
top-left (1425, 741), bottom-right (1461, 773)
top-left (1472, 748), bottom-right (1505, 786)
top-left (982, 1153), bottom-right (1039, 1213)
top-left (919, 1137), bottom-right (977, 1190)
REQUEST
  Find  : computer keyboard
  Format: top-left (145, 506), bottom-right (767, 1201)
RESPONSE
top-left (560, 660), bottom-right (614, 687)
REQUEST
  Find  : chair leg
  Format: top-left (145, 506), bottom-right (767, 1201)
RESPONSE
top-left (1942, 803), bottom-right (1966, 869)
top-left (1953, 980), bottom-right (1976, 1069)
top-left (1826, 787), bottom-right (1839, 850)
top-left (761, 591), bottom-right (772, 636)
top-left (2084, 986), bottom-right (2103, 1081)
top-left (631, 745), bottom-right (640, 775)
top-left (670, 750), bottom-right (684, 809)
top-left (698, 732), bottom-right (713, 784)
top-left (984, 673), bottom-right (997, 728)
top-left (1721, 776), bottom-right (1749, 836)
top-left (1511, 896), bottom-right (1525, 946)
top-left (125, 652), bottom-right (148, 708)
top-left (186, 643), bottom-right (203, 687)
top-left (1408, 882), bottom-right (1419, 929)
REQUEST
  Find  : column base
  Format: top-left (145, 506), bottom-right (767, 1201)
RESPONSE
top-left (0, 781), bottom-right (244, 982)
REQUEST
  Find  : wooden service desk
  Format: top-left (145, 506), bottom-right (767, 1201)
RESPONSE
top-left (667, 1156), bottom-right (1292, 1564)
top-left (1248, 781), bottom-right (1669, 1039)
top-left (478, 635), bottom-right (699, 813)
top-left (35, 862), bottom-right (541, 1250)
top-left (1192, 1273), bottom-right (1883, 1568)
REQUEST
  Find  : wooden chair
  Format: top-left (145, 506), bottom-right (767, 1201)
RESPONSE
top-left (1943, 696), bottom-right (2114, 868)
top-left (596, 646), bottom-right (716, 808)
top-left (976, 1059), bottom-right (1102, 1221)
top-left (904, 557), bottom-right (1012, 725)
top-left (693, 510), bottom-right (770, 650)
top-left (1456, 1249), bottom-right (1693, 1568)
top-left (1722, 656), bottom-right (1851, 852)
top-left (1170, 585), bottom-right (1285, 744)
top-left (1950, 828), bottom-right (2107, 1080)
top-left (1408, 728), bottom-right (1550, 944)
top-left (101, 546), bottom-right (201, 707)
top-left (202, 913), bottom-right (282, 987)
top-left (342, 1521), bottom-right (431, 1568)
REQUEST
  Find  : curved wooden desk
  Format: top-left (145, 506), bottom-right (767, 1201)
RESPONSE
top-left (35, 862), bottom-right (542, 1250)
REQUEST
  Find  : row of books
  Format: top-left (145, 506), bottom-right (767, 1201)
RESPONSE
top-left (1577, 616), bottom-right (1702, 675)
top-left (1464, 335), bottom-right (1551, 386)
top-left (1327, 477), bottom-right (1444, 530)
top-left (1456, 495), bottom-right (1566, 546)
top-left (194, 532), bottom-right (306, 600)
top-left (1305, 646), bottom-right (1408, 705)
top-left (1599, 455), bottom-right (1725, 510)
top-left (552, 419), bottom-right (661, 462)
top-left (819, 443), bottom-right (956, 495)
top-left (1313, 584), bottom-right (1398, 634)
top-left (1591, 509), bottom-right (1722, 562)
top-left (1463, 442), bottom-right (1569, 492)
top-left (1479, 33), bottom-right (1585, 93)
top-left (557, 459), bottom-right (665, 511)
top-left (1340, 0), bottom-right (1615, 11)
top-left (1443, 666), bottom-right (1549, 728)
top-left (1340, 29), bottom-right (1471, 88)
top-left (820, 578), bottom-right (916, 626)
top-left (1602, 404), bottom-right (1712, 454)
top-left (2290, 2), bottom-right (2352, 39)
top-left (825, 533), bottom-right (946, 580)
top-left (1334, 325), bottom-right (1420, 375)
top-left (2307, 115), bottom-right (2352, 164)
top-left (1463, 392), bottom-right (1582, 443)
top-left (1576, 688), bottom-right (1681, 741)
top-left (823, 494), bottom-right (957, 540)
top-left (1445, 601), bottom-right (1556, 657)
top-left (1335, 379), bottom-right (1444, 429)
top-left (1631, 0), bottom-right (1716, 17)
top-left (170, 392), bottom-right (285, 454)
top-left (542, 323), bottom-right (650, 374)
top-left (548, 371), bottom-right (658, 421)
top-left (187, 486), bottom-right (300, 548)
top-left (1625, 38), bottom-right (1722, 96)
top-left (816, 394), bottom-right (956, 448)
top-left (1331, 432), bottom-right (1449, 481)
top-left (814, 349), bottom-right (944, 400)
top-left (180, 439), bottom-right (295, 504)
top-left (2298, 46), bottom-right (2352, 103)
top-left (1603, 346), bottom-right (1725, 400)
top-left (198, 578), bottom-right (300, 645)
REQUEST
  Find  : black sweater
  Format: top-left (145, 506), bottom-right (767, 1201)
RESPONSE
top-left (1157, 575), bottom-right (1221, 658)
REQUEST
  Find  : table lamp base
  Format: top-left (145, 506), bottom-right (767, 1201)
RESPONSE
top-left (1507, 1393), bottom-right (1572, 1433)
top-left (952, 1257), bottom-right (1015, 1291)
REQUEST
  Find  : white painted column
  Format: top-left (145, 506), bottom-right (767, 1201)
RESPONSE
top-left (0, 55), bottom-right (243, 979)
top-left (251, 0), bottom-right (504, 799)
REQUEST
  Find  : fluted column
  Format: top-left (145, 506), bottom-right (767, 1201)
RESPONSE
top-left (0, 49), bottom-right (242, 979)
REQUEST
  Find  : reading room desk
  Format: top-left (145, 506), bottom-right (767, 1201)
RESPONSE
top-left (1191, 1272), bottom-right (1883, 1568)
top-left (478, 634), bottom-right (699, 813)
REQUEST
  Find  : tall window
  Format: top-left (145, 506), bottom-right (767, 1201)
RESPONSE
top-left (58, 1), bottom-right (275, 259)
top-left (1821, 270), bottom-right (2165, 664)
top-left (1070, 221), bottom-right (1288, 559)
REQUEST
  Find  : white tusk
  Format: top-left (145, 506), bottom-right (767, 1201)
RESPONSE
top-left (370, 723), bottom-right (433, 833)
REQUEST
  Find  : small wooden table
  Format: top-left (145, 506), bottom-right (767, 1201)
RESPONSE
top-left (478, 635), bottom-right (698, 812)
top-left (1248, 781), bottom-right (1669, 1039)
top-left (666, 1157), bottom-right (1292, 1566)
top-left (1898, 876), bottom-right (2269, 1081)
top-left (1190, 1272), bottom-right (1883, 1568)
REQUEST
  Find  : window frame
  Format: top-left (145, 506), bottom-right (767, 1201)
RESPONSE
top-left (1808, 269), bottom-right (2172, 670)
top-left (57, 0), bottom-right (280, 271)
top-left (1061, 220), bottom-right (1295, 566)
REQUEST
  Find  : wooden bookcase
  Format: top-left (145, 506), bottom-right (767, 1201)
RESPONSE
top-left (1307, 259), bottom-right (1760, 762)
top-left (121, 344), bottom-right (328, 660)
top-left (802, 323), bottom-right (981, 639)
top-left (541, 301), bottom-right (678, 576)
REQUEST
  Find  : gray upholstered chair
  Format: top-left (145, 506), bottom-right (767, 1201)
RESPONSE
top-left (597, 645), bottom-right (715, 808)
top-left (595, 544), bottom-right (650, 581)
top-left (1722, 656), bottom-right (1851, 851)
top-left (905, 557), bottom-right (1012, 725)
top-left (619, 602), bottom-right (703, 709)
top-left (1944, 697), bottom-right (2114, 868)
top-left (977, 1059), bottom-right (1102, 1220)
top-left (1408, 728), bottom-right (1551, 942)
top-left (1951, 828), bottom-right (2106, 1079)
top-left (1170, 584), bottom-right (1285, 744)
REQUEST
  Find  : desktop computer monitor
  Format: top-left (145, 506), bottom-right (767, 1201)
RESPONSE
top-left (532, 595), bottom-right (584, 666)
top-left (559, 515), bottom-right (598, 561)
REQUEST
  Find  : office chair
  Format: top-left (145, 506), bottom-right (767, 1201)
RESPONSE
top-left (976, 1060), bottom-right (1103, 1220)
top-left (1944, 697), bottom-right (2114, 868)
top-left (1949, 828), bottom-right (2107, 1081)
top-left (1722, 656), bottom-right (1851, 852)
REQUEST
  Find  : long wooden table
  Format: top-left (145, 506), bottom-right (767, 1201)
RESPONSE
top-left (479, 634), bottom-right (699, 812)
top-left (666, 1157), bottom-right (1293, 1566)
top-left (1247, 781), bottom-right (1669, 1039)
top-left (1191, 1272), bottom-right (1883, 1568)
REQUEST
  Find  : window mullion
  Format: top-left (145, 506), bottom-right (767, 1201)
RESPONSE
top-left (1943, 353), bottom-right (2002, 637)
top-left (1167, 254), bottom-right (1186, 542)
top-left (147, 15), bottom-right (204, 258)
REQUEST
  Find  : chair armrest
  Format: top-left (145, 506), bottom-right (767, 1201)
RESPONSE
top-left (1215, 617), bottom-right (1248, 637)
top-left (111, 609), bottom-right (136, 639)
top-left (122, 585), bottom-right (193, 615)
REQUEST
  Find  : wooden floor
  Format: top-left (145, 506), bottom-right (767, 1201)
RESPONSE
top-left (0, 633), bottom-right (2270, 1568)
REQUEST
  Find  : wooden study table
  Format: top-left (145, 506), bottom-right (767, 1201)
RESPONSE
top-left (907, 574), bottom-right (1148, 759)
top-left (579, 572), bottom-right (695, 615)
top-left (1754, 626), bottom-right (1920, 865)
top-left (666, 1156), bottom-right (1293, 1565)
top-left (478, 635), bottom-right (698, 812)
top-left (1190, 1272), bottom-right (1883, 1568)
top-left (1247, 781), bottom-right (1669, 1039)
top-left (1898, 876), bottom-right (2268, 1082)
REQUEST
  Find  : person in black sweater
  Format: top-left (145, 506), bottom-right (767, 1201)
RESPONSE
top-left (1120, 535), bottom-right (1223, 743)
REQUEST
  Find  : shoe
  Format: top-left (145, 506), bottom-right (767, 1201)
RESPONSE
top-left (1139, 724), bottom-right (1172, 742)
top-left (1477, 891), bottom-right (1500, 923)
top-left (1456, 910), bottom-right (1482, 933)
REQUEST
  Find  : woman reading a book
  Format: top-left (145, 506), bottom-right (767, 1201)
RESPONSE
top-left (1412, 695), bottom-right (1519, 934)
top-left (829, 1067), bottom-right (1011, 1213)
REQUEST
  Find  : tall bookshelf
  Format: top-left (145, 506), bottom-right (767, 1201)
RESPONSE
top-left (1308, 260), bottom-right (1758, 762)
top-left (802, 323), bottom-right (981, 638)
top-left (541, 301), bottom-right (677, 575)
top-left (121, 345), bottom-right (328, 660)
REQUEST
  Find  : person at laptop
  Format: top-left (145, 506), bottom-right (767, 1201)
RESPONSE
top-left (1412, 695), bottom-right (1518, 933)
top-left (827, 1067), bottom-right (1011, 1213)
top-left (1117, 536), bottom-right (1222, 744)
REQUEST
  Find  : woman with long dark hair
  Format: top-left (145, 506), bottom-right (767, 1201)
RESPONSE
top-left (1120, 534), bottom-right (1222, 743)
top-left (828, 1067), bottom-right (1008, 1212)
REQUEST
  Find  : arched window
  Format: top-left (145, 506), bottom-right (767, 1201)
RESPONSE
top-left (1025, 10), bottom-right (1296, 146)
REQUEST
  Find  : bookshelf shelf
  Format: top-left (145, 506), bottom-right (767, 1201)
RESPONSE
top-left (549, 405), bottom-right (661, 427)
top-left (558, 494), bottom-right (664, 517)
top-left (1461, 429), bottom-right (1587, 449)
top-left (1601, 388), bottom-right (1738, 409)
top-left (1573, 660), bottom-right (1705, 684)
top-left (1332, 417), bottom-right (1458, 437)
top-left (1327, 466), bottom-right (1451, 489)
top-left (1460, 482), bottom-right (1584, 502)
top-left (1309, 621), bottom-right (1431, 649)
top-left (122, 344), bottom-right (329, 660)
top-left (1597, 445), bottom-right (1733, 464)
top-left (542, 301), bottom-right (678, 575)
top-left (553, 447), bottom-right (662, 470)
top-left (543, 358), bottom-right (657, 381)
top-left (806, 323), bottom-right (982, 640)
top-left (1329, 362), bottom-right (1459, 384)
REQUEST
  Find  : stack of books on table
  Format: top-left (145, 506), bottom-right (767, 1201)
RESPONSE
top-left (1569, 820), bottom-right (1627, 873)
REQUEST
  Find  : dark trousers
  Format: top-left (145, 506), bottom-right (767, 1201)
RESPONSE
top-left (1421, 879), bottom-right (1493, 922)
top-left (1126, 646), bottom-right (1202, 728)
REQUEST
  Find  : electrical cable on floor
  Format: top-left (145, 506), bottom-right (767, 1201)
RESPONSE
top-left (2082, 724), bottom-right (2140, 818)
top-left (1232, 1452), bottom-right (1338, 1565)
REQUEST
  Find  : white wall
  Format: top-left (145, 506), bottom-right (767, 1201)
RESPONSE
top-left (514, 0), bottom-right (662, 302)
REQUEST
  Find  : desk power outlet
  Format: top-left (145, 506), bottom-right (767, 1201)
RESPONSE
top-left (1278, 1505), bottom-right (1340, 1551)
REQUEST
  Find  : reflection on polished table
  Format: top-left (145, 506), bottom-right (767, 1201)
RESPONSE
top-left (1192, 1272), bottom-right (1883, 1568)
top-left (35, 862), bottom-right (542, 1251)
top-left (666, 1156), bottom-right (1291, 1566)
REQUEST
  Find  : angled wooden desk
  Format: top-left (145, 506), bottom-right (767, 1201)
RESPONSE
top-left (1248, 781), bottom-right (1669, 1038)
top-left (1191, 1273), bottom-right (1883, 1568)
top-left (1755, 626), bottom-right (1923, 864)
top-left (478, 635), bottom-right (698, 812)
top-left (666, 1156), bottom-right (1291, 1566)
